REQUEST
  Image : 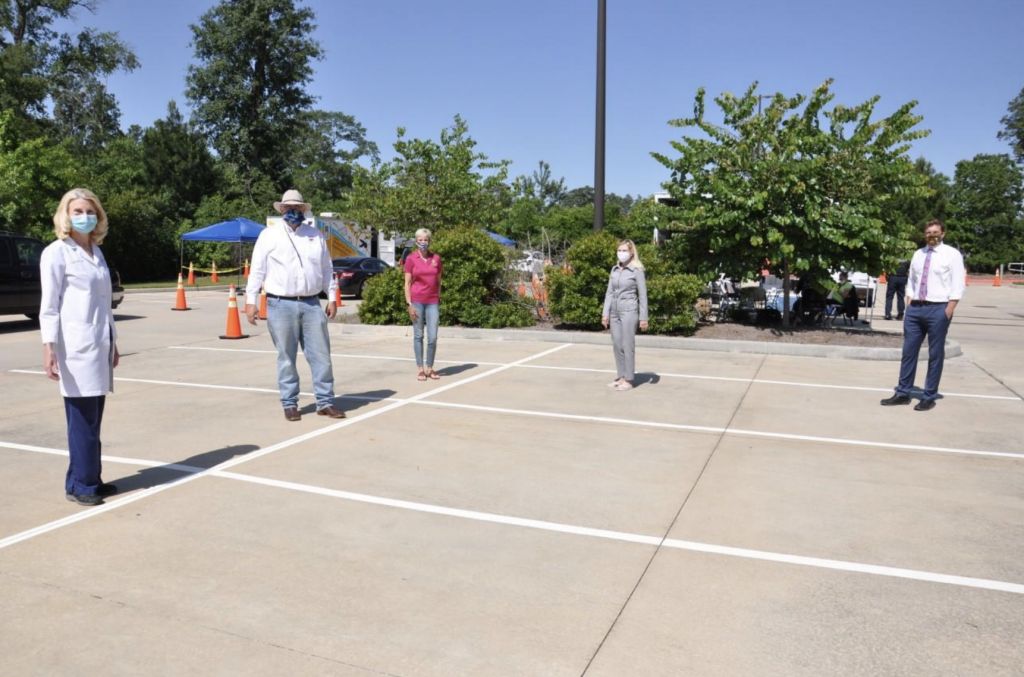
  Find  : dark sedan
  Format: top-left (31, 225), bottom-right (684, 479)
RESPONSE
top-left (331, 256), bottom-right (392, 298)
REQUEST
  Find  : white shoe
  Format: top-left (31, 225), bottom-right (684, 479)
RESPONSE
top-left (614, 381), bottom-right (634, 391)
top-left (607, 380), bottom-right (620, 388)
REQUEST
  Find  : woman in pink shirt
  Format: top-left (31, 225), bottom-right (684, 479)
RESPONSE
top-left (404, 228), bottom-right (443, 380)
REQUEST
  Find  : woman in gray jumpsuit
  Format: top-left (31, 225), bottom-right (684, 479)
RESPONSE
top-left (601, 240), bottom-right (648, 391)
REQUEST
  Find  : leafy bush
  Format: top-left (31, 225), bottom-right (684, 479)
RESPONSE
top-left (358, 226), bottom-right (536, 328)
top-left (545, 231), bottom-right (704, 335)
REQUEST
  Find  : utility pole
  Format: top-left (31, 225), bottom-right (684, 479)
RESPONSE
top-left (594, 0), bottom-right (606, 231)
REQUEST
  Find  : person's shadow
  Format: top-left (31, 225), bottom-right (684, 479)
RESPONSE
top-left (634, 372), bottom-right (661, 388)
top-left (108, 444), bottom-right (261, 492)
top-left (297, 389), bottom-right (397, 416)
top-left (433, 363), bottom-right (479, 377)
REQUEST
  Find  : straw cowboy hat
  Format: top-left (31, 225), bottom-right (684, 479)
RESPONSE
top-left (273, 189), bottom-right (311, 214)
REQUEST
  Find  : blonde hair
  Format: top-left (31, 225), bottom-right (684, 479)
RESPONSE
top-left (53, 188), bottom-right (109, 245)
top-left (414, 228), bottom-right (432, 240)
top-left (617, 240), bottom-right (643, 269)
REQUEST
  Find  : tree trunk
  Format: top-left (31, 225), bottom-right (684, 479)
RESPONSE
top-left (782, 258), bottom-right (791, 328)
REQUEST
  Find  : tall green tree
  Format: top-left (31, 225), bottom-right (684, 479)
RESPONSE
top-left (947, 153), bottom-right (1024, 272)
top-left (289, 109), bottom-right (379, 209)
top-left (886, 157), bottom-right (950, 239)
top-left (653, 79), bottom-right (929, 326)
top-left (141, 100), bottom-right (219, 219)
top-left (998, 87), bottom-right (1024, 164)
top-left (347, 115), bottom-right (510, 237)
top-left (512, 160), bottom-right (567, 209)
top-left (0, 1), bottom-right (136, 141)
top-left (186, 0), bottom-right (322, 187)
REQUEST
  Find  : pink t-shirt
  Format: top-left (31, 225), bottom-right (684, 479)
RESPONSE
top-left (404, 251), bottom-right (443, 304)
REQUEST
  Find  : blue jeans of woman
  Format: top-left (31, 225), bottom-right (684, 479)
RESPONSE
top-left (64, 395), bottom-right (105, 495)
top-left (412, 302), bottom-right (439, 368)
top-left (266, 296), bottom-right (336, 410)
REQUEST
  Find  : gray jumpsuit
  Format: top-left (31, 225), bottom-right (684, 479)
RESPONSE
top-left (602, 264), bottom-right (648, 382)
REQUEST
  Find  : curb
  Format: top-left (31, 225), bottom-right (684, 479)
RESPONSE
top-left (331, 323), bottom-right (961, 362)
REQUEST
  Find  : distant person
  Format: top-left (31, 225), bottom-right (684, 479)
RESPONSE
top-left (39, 188), bottom-right (120, 507)
top-left (602, 240), bottom-right (649, 391)
top-left (244, 190), bottom-right (344, 421)
top-left (827, 272), bottom-right (855, 307)
top-left (885, 259), bottom-right (910, 320)
top-left (404, 228), bottom-right (443, 381)
top-left (881, 220), bottom-right (965, 411)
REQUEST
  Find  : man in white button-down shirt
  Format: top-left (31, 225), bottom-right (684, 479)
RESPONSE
top-left (244, 190), bottom-right (344, 421)
top-left (881, 220), bottom-right (965, 411)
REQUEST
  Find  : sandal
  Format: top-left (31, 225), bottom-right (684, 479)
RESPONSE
top-left (427, 369), bottom-right (440, 380)
top-left (417, 370), bottom-right (427, 381)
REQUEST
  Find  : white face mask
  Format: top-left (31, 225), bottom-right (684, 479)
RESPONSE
top-left (617, 251), bottom-right (631, 264)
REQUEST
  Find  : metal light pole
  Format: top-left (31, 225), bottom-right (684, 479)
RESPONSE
top-left (594, 0), bottom-right (606, 231)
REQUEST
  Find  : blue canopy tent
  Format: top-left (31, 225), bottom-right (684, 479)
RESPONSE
top-left (180, 218), bottom-right (266, 285)
top-left (484, 230), bottom-right (516, 247)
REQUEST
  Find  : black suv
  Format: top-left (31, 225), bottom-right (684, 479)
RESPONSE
top-left (0, 231), bottom-right (124, 321)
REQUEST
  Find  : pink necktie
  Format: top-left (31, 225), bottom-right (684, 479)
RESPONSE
top-left (918, 248), bottom-right (934, 301)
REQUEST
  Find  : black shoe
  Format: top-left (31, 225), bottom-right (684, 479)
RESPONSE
top-left (914, 400), bottom-right (936, 411)
top-left (896, 315), bottom-right (904, 320)
top-left (880, 394), bottom-right (911, 406)
top-left (97, 483), bottom-right (118, 497)
top-left (884, 315), bottom-right (892, 320)
top-left (66, 492), bottom-right (104, 506)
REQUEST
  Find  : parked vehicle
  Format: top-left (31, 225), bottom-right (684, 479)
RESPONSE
top-left (0, 231), bottom-right (124, 321)
top-left (510, 250), bottom-right (546, 273)
top-left (331, 256), bottom-right (392, 298)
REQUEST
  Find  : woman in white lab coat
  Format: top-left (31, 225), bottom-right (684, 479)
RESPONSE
top-left (39, 188), bottom-right (119, 507)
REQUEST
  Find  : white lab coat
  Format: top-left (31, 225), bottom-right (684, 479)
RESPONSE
top-left (39, 238), bottom-right (117, 398)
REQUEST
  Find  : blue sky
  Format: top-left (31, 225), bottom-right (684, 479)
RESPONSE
top-left (60, 0), bottom-right (1022, 198)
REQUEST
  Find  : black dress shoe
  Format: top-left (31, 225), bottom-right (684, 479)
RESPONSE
top-left (880, 394), bottom-right (911, 406)
top-left (97, 483), bottom-right (118, 497)
top-left (914, 400), bottom-right (936, 411)
top-left (884, 315), bottom-right (892, 320)
top-left (66, 493), bottom-right (104, 506)
top-left (284, 407), bottom-right (301, 421)
top-left (896, 315), bottom-right (904, 320)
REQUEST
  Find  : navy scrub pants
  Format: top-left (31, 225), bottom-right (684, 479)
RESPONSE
top-left (64, 395), bottom-right (106, 496)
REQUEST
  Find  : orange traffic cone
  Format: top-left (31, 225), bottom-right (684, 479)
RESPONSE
top-left (171, 272), bottom-right (190, 311)
top-left (211, 261), bottom-right (219, 283)
top-left (187, 261), bottom-right (195, 286)
top-left (994, 269), bottom-right (1002, 287)
top-left (259, 286), bottom-right (268, 320)
top-left (219, 285), bottom-right (249, 340)
top-left (244, 258), bottom-right (250, 278)
top-left (879, 272), bottom-right (887, 284)
top-left (518, 280), bottom-right (527, 297)
top-left (333, 274), bottom-right (343, 307)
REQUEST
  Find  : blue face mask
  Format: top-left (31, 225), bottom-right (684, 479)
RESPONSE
top-left (71, 214), bottom-right (98, 234)
top-left (417, 241), bottom-right (429, 251)
top-left (283, 210), bottom-right (304, 227)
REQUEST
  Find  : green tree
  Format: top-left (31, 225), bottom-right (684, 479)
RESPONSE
top-left (0, 109), bottom-right (79, 238)
top-left (347, 115), bottom-right (510, 237)
top-left (947, 153), bottom-right (1024, 272)
top-left (885, 157), bottom-right (950, 239)
top-left (141, 101), bottom-right (219, 219)
top-left (0, 1), bottom-right (136, 141)
top-left (512, 160), bottom-right (567, 209)
top-left (186, 0), bottom-right (322, 186)
top-left (653, 80), bottom-right (929, 326)
top-left (998, 87), bottom-right (1024, 164)
top-left (289, 109), bottom-right (379, 209)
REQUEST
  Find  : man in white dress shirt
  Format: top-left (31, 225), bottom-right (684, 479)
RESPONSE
top-left (880, 220), bottom-right (965, 411)
top-left (244, 190), bottom-right (344, 421)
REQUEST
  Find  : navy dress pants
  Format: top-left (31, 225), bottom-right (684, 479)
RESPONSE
top-left (895, 304), bottom-right (950, 403)
top-left (64, 395), bottom-right (106, 496)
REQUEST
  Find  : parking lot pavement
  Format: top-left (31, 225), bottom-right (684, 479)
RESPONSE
top-left (0, 286), bottom-right (1022, 676)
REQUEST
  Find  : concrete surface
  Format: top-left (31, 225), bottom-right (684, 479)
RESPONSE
top-left (0, 283), bottom-right (1021, 676)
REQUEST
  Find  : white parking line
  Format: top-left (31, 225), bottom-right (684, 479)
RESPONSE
top-left (211, 471), bottom-right (1024, 596)
top-left (5, 440), bottom-right (1020, 595)
top-left (0, 344), bottom-right (573, 551)
top-left (8, 369), bottom-right (1022, 460)
top-left (168, 344), bottom-right (1022, 402)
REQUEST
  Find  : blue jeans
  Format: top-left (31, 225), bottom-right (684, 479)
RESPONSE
top-left (895, 302), bottom-right (950, 402)
top-left (412, 302), bottom-right (439, 368)
top-left (64, 395), bottom-right (105, 495)
top-left (266, 297), bottom-right (336, 410)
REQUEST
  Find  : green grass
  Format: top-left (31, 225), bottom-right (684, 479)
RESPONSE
top-left (124, 276), bottom-right (250, 289)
